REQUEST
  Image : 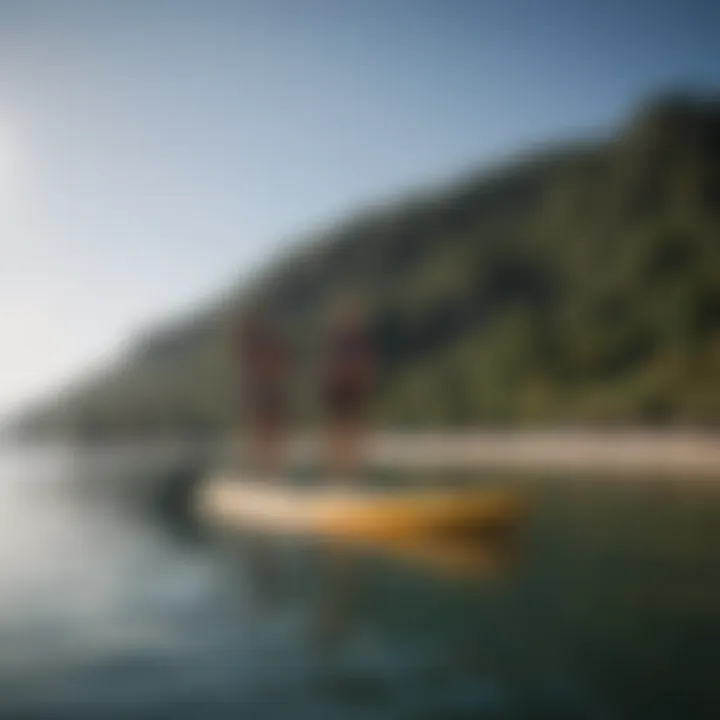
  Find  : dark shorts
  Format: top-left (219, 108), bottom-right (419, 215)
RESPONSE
top-left (326, 381), bottom-right (365, 422)
top-left (243, 384), bottom-right (285, 429)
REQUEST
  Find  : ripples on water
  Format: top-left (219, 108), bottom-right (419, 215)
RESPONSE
top-left (0, 446), bottom-right (719, 719)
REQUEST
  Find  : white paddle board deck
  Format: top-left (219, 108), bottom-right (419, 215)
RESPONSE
top-left (196, 474), bottom-right (524, 542)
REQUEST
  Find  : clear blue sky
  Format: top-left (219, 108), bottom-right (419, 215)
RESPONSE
top-left (0, 0), bottom-right (718, 413)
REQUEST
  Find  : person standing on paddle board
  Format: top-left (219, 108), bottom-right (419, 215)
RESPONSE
top-left (233, 303), bottom-right (288, 477)
top-left (323, 297), bottom-right (374, 482)
top-left (311, 298), bottom-right (374, 652)
top-left (231, 303), bottom-right (289, 611)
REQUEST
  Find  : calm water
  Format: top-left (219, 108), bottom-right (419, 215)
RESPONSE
top-left (0, 446), bottom-right (719, 719)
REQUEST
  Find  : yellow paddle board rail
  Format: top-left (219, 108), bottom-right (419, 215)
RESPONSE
top-left (197, 475), bottom-right (525, 543)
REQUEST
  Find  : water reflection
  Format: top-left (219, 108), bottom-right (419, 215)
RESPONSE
top-left (2, 449), bottom-right (720, 718)
top-left (207, 515), bottom-right (524, 664)
top-left (311, 543), bottom-right (361, 656)
top-left (368, 529), bottom-right (521, 579)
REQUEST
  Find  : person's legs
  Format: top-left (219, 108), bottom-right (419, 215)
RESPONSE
top-left (331, 422), bottom-right (353, 480)
top-left (246, 408), bottom-right (285, 611)
top-left (248, 388), bottom-right (284, 477)
top-left (251, 422), bottom-right (282, 477)
top-left (327, 401), bottom-right (365, 483)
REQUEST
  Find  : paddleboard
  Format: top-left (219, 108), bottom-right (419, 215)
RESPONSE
top-left (196, 475), bottom-right (525, 542)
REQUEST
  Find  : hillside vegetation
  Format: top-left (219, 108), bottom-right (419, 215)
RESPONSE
top-left (16, 95), bottom-right (720, 437)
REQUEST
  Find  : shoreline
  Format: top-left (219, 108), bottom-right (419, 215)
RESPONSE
top-left (9, 430), bottom-right (720, 478)
top-left (286, 430), bottom-right (720, 478)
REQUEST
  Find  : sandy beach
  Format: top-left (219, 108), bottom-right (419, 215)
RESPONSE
top-left (281, 430), bottom-right (720, 478)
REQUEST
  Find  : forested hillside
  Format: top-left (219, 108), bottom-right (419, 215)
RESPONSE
top-left (16, 95), bottom-right (720, 437)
